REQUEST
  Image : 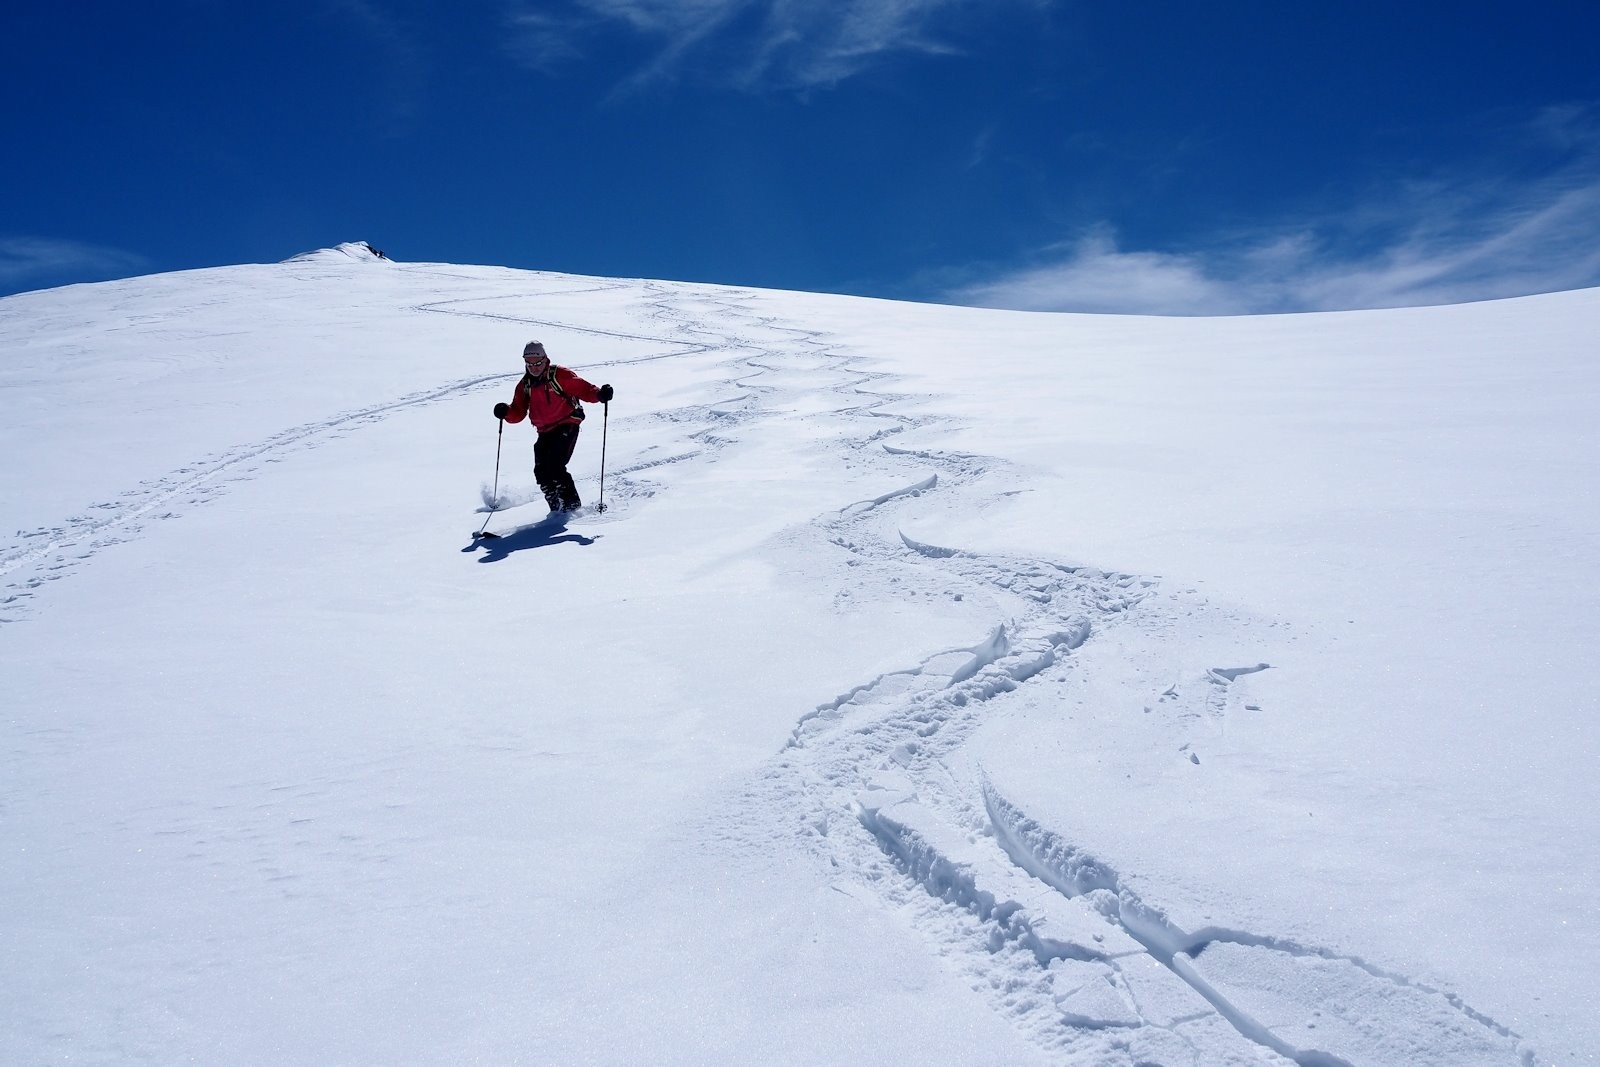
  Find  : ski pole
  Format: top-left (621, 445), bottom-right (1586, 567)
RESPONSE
top-left (474, 418), bottom-right (505, 539)
top-left (596, 401), bottom-right (610, 513)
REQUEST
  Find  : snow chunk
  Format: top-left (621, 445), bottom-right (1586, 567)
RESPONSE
top-left (1053, 973), bottom-right (1140, 1028)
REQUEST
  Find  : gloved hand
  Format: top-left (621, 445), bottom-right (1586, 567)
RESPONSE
top-left (493, 402), bottom-right (509, 419)
top-left (597, 384), bottom-right (614, 403)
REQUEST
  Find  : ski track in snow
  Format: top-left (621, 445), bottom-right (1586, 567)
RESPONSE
top-left (0, 274), bottom-right (744, 624)
top-left (0, 371), bottom-right (511, 623)
top-left (3, 269), bottom-right (1539, 1065)
top-left (610, 289), bottom-right (1533, 1066)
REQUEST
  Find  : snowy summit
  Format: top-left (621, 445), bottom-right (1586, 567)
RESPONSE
top-left (2, 248), bottom-right (1597, 1066)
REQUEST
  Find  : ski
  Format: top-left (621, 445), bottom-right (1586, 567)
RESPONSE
top-left (471, 509), bottom-right (580, 542)
top-left (469, 498), bottom-right (622, 544)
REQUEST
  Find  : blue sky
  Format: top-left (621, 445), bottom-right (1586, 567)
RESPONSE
top-left (4, 1), bottom-right (1600, 312)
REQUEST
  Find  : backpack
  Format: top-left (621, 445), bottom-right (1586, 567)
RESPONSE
top-left (524, 368), bottom-right (585, 422)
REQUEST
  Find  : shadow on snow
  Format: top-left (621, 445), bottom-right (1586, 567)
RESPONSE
top-left (465, 515), bottom-right (597, 560)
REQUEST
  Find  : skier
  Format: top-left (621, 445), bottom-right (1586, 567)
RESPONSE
top-left (492, 341), bottom-right (614, 513)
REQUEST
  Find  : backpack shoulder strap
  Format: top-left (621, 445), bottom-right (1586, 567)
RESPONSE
top-left (544, 367), bottom-right (585, 420)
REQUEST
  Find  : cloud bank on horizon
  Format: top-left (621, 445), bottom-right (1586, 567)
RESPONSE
top-left (954, 113), bottom-right (1600, 314)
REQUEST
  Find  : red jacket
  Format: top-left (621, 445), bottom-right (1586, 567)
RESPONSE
top-left (502, 366), bottom-right (602, 432)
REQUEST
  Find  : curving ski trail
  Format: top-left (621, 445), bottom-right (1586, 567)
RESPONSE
top-left (0, 274), bottom-right (762, 626)
top-left (640, 289), bottom-right (1538, 1065)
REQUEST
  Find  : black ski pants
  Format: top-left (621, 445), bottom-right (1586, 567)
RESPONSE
top-left (533, 423), bottom-right (582, 511)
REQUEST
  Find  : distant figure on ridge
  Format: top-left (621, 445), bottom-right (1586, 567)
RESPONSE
top-left (493, 341), bottom-right (613, 513)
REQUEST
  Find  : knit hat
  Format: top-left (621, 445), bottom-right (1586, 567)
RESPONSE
top-left (523, 340), bottom-right (547, 360)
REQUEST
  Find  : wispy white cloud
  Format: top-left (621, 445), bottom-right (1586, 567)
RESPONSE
top-left (740, 0), bottom-right (969, 89)
top-left (0, 238), bottom-right (149, 291)
top-left (503, 8), bottom-right (598, 73)
top-left (951, 105), bottom-right (1600, 315)
top-left (949, 228), bottom-right (1247, 315)
top-left (505, 0), bottom-right (1029, 91)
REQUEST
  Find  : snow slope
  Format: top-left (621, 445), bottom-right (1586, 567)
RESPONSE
top-left (3, 243), bottom-right (1596, 1065)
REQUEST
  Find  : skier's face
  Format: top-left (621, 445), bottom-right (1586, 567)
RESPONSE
top-left (525, 354), bottom-right (550, 376)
